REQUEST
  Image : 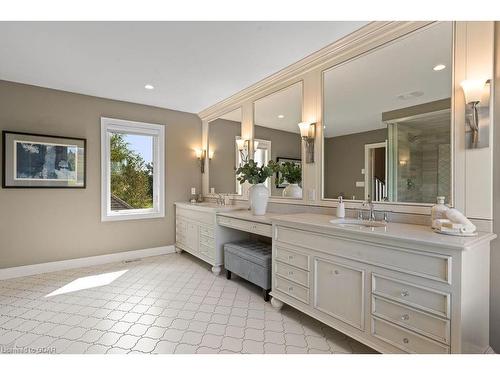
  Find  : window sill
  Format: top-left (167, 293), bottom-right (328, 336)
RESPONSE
top-left (102, 210), bottom-right (165, 222)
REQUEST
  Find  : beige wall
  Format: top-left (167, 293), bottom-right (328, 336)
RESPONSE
top-left (0, 80), bottom-right (201, 268)
top-left (491, 21), bottom-right (500, 352)
top-left (254, 125), bottom-right (301, 196)
top-left (208, 118), bottom-right (240, 194)
top-left (324, 128), bottom-right (387, 200)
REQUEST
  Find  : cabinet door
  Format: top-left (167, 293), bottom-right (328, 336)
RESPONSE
top-left (313, 257), bottom-right (365, 330)
top-left (186, 222), bottom-right (199, 253)
top-left (176, 217), bottom-right (188, 246)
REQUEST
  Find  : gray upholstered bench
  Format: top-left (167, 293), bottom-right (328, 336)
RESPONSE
top-left (224, 240), bottom-right (272, 301)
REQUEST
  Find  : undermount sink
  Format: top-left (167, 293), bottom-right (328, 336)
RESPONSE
top-left (329, 218), bottom-right (387, 229)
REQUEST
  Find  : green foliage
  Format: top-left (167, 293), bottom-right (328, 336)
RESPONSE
top-left (110, 133), bottom-right (153, 209)
top-left (236, 159), bottom-right (279, 185)
top-left (278, 162), bottom-right (302, 185)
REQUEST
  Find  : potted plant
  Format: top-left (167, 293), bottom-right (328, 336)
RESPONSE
top-left (278, 162), bottom-right (302, 198)
top-left (236, 160), bottom-right (278, 215)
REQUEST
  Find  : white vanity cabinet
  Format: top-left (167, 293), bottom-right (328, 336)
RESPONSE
top-left (175, 203), bottom-right (246, 274)
top-left (270, 213), bottom-right (495, 354)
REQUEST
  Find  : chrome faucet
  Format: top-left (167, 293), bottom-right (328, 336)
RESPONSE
top-left (215, 193), bottom-right (225, 206)
top-left (362, 197), bottom-right (376, 221)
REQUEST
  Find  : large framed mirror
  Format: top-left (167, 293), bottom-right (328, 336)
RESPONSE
top-left (254, 81), bottom-right (303, 199)
top-left (322, 22), bottom-right (453, 205)
top-left (208, 107), bottom-right (242, 195)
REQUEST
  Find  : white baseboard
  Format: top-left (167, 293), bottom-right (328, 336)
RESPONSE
top-left (0, 245), bottom-right (175, 281)
top-left (485, 346), bottom-right (497, 354)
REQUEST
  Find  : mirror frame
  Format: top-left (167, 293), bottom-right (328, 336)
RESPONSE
top-left (199, 21), bottom-right (493, 221)
top-left (319, 21), bottom-right (455, 208)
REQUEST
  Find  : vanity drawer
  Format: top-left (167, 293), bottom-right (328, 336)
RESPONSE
top-left (199, 225), bottom-right (215, 238)
top-left (372, 274), bottom-right (450, 318)
top-left (275, 261), bottom-right (309, 287)
top-left (199, 234), bottom-right (215, 248)
top-left (372, 296), bottom-right (450, 344)
top-left (275, 246), bottom-right (310, 271)
top-left (217, 216), bottom-right (272, 237)
top-left (274, 275), bottom-right (309, 304)
top-left (275, 226), bottom-right (451, 283)
top-left (199, 244), bottom-right (215, 259)
top-left (371, 317), bottom-right (449, 354)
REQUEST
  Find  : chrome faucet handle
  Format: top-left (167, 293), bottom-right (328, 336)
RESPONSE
top-left (357, 210), bottom-right (364, 220)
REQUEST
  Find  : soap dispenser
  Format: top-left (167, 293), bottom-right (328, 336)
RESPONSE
top-left (431, 196), bottom-right (448, 229)
top-left (337, 196), bottom-right (345, 218)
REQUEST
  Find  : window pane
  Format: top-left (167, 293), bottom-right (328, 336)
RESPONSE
top-left (110, 132), bottom-right (154, 210)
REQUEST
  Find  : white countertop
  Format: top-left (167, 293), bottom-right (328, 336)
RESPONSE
top-left (175, 201), bottom-right (245, 213)
top-left (270, 213), bottom-right (496, 251)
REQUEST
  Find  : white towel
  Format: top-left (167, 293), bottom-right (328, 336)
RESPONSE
top-left (445, 209), bottom-right (476, 233)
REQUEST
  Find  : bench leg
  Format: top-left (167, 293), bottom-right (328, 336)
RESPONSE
top-left (226, 270), bottom-right (232, 280)
top-left (263, 289), bottom-right (270, 302)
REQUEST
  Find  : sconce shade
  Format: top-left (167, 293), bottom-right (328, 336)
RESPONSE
top-left (461, 79), bottom-right (486, 104)
top-left (208, 150), bottom-right (214, 159)
top-left (298, 122), bottom-right (316, 164)
top-left (236, 138), bottom-right (246, 151)
top-left (195, 148), bottom-right (203, 158)
top-left (298, 122), bottom-right (312, 138)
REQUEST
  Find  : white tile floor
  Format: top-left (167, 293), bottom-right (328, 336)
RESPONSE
top-left (0, 252), bottom-right (376, 354)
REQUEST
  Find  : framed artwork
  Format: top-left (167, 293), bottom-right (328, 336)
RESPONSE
top-left (275, 156), bottom-right (301, 188)
top-left (2, 131), bottom-right (86, 188)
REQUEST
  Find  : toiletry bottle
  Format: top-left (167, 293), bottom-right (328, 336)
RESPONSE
top-left (190, 187), bottom-right (197, 204)
top-left (337, 196), bottom-right (345, 218)
top-left (431, 196), bottom-right (448, 229)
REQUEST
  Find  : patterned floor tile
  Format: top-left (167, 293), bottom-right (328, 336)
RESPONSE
top-left (0, 253), bottom-right (376, 355)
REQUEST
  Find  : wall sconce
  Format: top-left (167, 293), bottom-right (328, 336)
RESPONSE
top-left (236, 138), bottom-right (250, 164)
top-left (298, 122), bottom-right (316, 163)
top-left (208, 150), bottom-right (214, 160)
top-left (461, 79), bottom-right (490, 149)
top-left (195, 148), bottom-right (207, 173)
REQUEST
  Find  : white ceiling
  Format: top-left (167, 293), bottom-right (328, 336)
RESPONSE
top-left (253, 82), bottom-right (302, 133)
top-left (324, 22), bottom-right (453, 137)
top-left (0, 21), bottom-right (367, 114)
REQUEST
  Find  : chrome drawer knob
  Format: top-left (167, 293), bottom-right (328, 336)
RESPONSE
top-left (288, 271), bottom-right (294, 276)
top-left (401, 314), bottom-right (410, 321)
top-left (400, 290), bottom-right (409, 297)
top-left (288, 255), bottom-right (294, 260)
top-left (288, 287), bottom-right (294, 292)
top-left (403, 338), bottom-right (409, 344)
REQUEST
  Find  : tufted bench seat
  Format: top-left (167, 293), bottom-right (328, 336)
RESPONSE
top-left (224, 240), bottom-right (272, 301)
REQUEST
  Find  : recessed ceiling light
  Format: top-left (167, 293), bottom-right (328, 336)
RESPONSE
top-left (433, 64), bottom-right (446, 71)
top-left (278, 114), bottom-right (285, 119)
top-left (144, 84), bottom-right (154, 90)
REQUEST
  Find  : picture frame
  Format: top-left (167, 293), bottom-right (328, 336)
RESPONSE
top-left (275, 156), bottom-right (301, 188)
top-left (2, 131), bottom-right (87, 188)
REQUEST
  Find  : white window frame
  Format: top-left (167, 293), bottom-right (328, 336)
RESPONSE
top-left (101, 117), bottom-right (165, 222)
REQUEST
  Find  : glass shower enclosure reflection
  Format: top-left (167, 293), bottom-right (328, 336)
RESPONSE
top-left (386, 109), bottom-right (451, 203)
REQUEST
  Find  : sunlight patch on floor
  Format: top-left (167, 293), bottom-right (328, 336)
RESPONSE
top-left (45, 269), bottom-right (128, 297)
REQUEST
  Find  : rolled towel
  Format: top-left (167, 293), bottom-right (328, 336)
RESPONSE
top-left (433, 218), bottom-right (451, 230)
top-left (445, 208), bottom-right (476, 233)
